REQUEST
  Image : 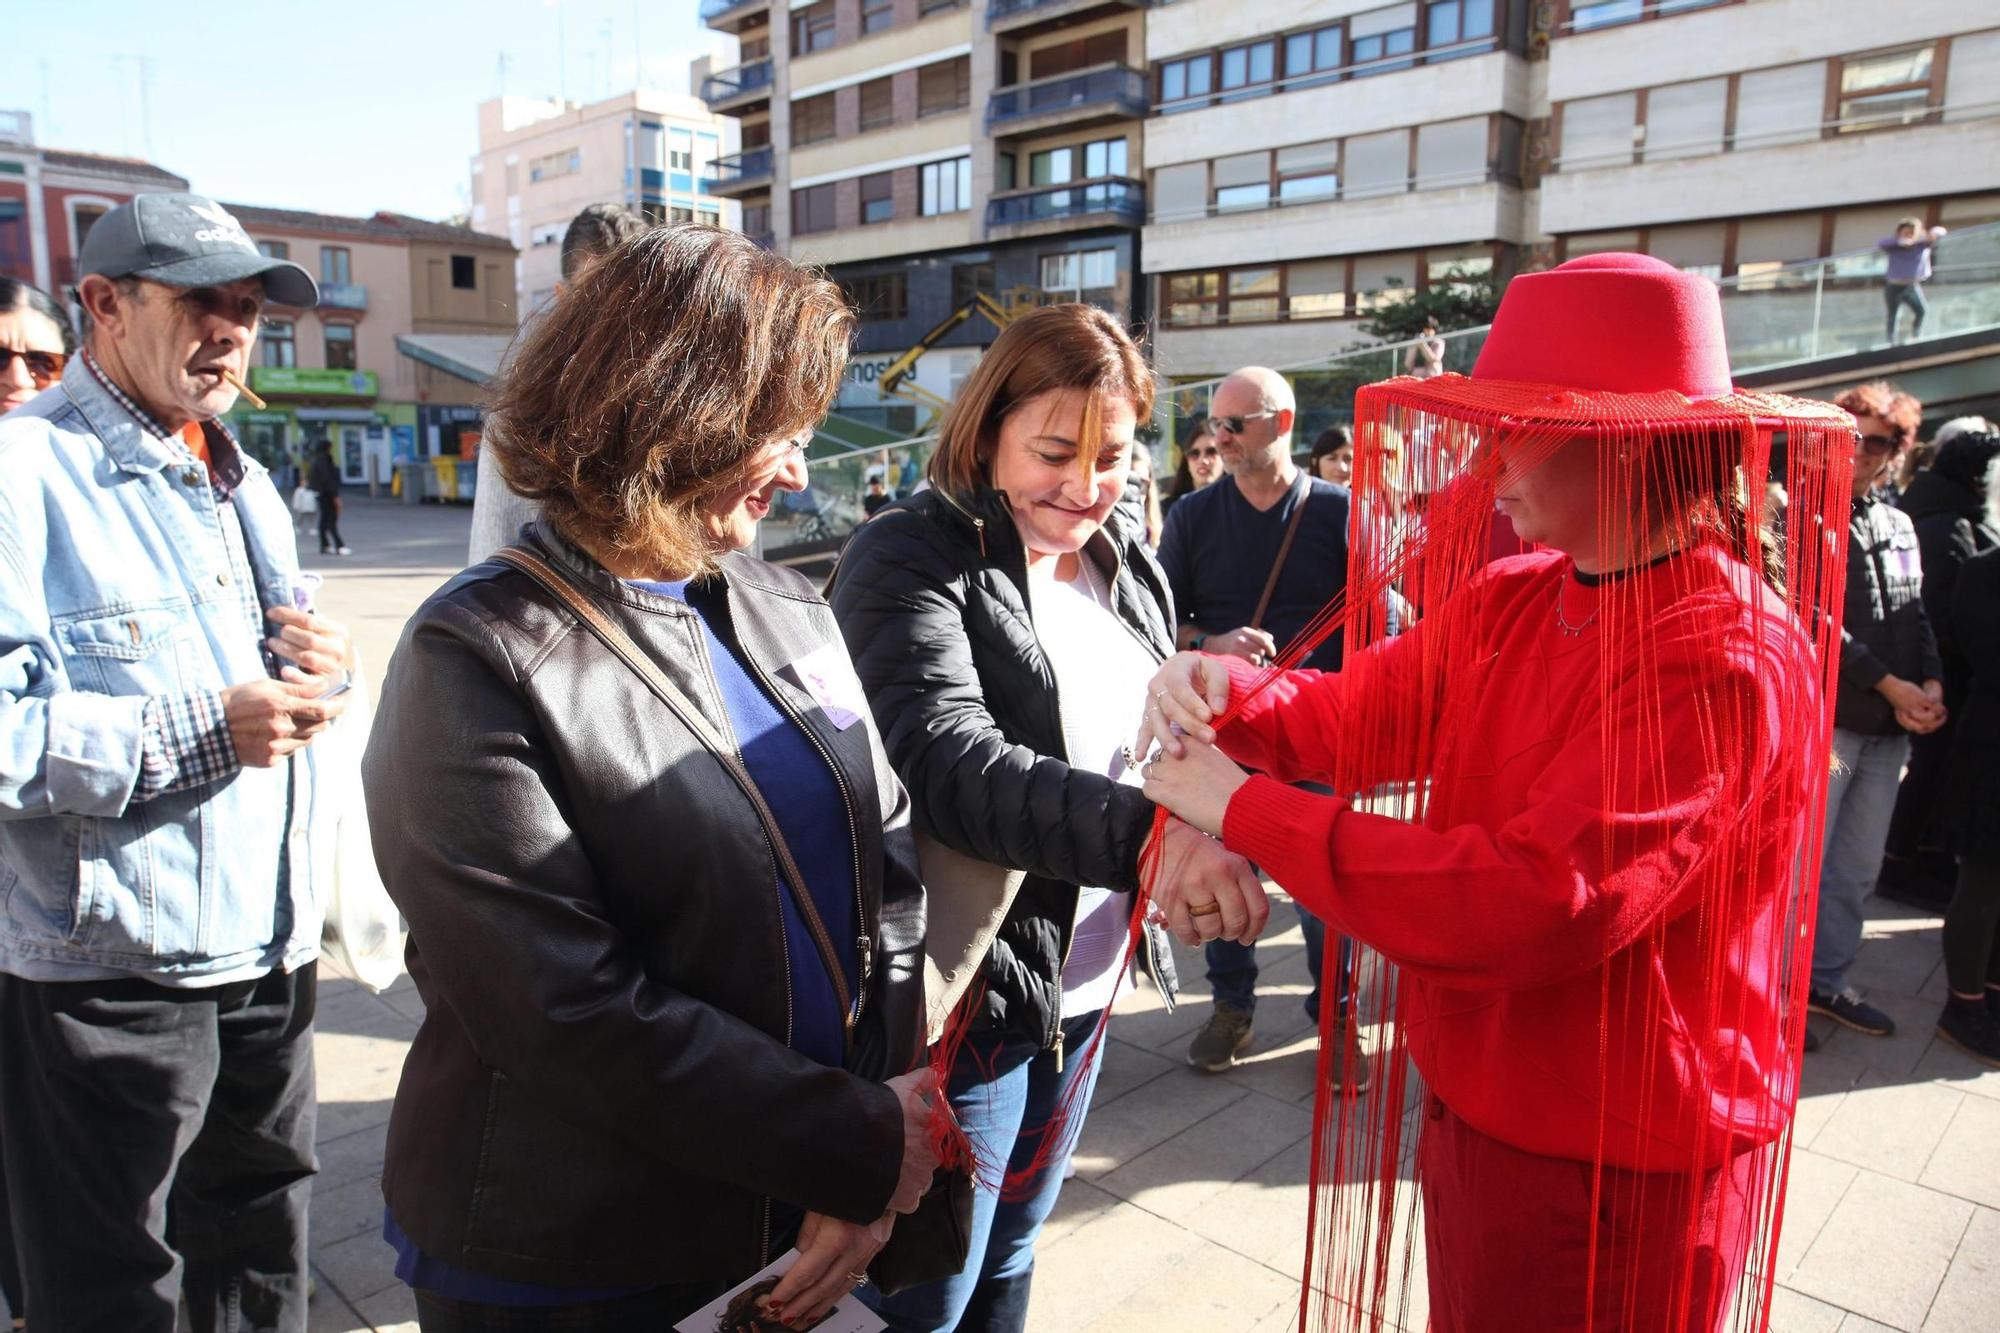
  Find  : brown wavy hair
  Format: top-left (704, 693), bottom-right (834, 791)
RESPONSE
top-left (1833, 380), bottom-right (1922, 450)
top-left (489, 224), bottom-right (855, 576)
top-left (927, 303), bottom-right (1155, 497)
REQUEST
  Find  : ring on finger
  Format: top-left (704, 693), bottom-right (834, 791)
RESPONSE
top-left (846, 1270), bottom-right (870, 1286)
top-left (1188, 901), bottom-right (1222, 918)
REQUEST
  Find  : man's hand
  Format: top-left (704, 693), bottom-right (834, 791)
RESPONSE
top-left (1145, 817), bottom-right (1268, 947)
top-left (1203, 627), bottom-right (1277, 665)
top-left (220, 677), bottom-right (349, 767)
top-left (764, 1210), bottom-right (894, 1327)
top-left (1878, 674), bottom-right (1944, 732)
top-left (265, 605), bottom-right (355, 687)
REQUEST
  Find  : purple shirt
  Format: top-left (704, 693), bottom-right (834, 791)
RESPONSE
top-left (1878, 235), bottom-right (1937, 284)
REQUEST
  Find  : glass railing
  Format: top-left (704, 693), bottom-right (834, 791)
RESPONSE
top-left (709, 147), bottom-right (773, 189)
top-left (988, 0), bottom-right (1132, 21)
top-left (1717, 220), bottom-right (2000, 372)
top-left (762, 428), bottom-right (938, 563)
top-left (699, 0), bottom-right (768, 21)
top-left (986, 177), bottom-right (1143, 228)
top-left (986, 65), bottom-right (1147, 130)
top-left (700, 59), bottom-right (773, 106)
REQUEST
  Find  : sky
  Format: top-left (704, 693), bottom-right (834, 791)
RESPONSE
top-left (5, 1), bottom-right (739, 224)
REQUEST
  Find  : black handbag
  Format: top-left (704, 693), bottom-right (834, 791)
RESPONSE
top-left (870, 1165), bottom-right (976, 1296)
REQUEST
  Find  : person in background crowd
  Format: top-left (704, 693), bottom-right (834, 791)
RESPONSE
top-left (0, 192), bottom-right (353, 1331)
top-left (0, 276), bottom-right (71, 1329)
top-left (1879, 218), bottom-right (1947, 345)
top-left (1810, 381), bottom-right (1944, 1042)
top-left (864, 475), bottom-right (891, 517)
top-left (0, 278), bottom-right (73, 416)
top-left (1157, 368), bottom-right (1362, 1082)
top-left (1938, 512), bottom-right (2000, 1064)
top-left (1309, 425), bottom-right (1354, 487)
top-left (1880, 424), bottom-right (2000, 908)
top-left (1404, 319), bottom-right (1446, 379)
top-left (366, 224), bottom-right (937, 1333)
top-left (308, 439), bottom-right (351, 555)
top-left (1164, 415), bottom-right (1224, 514)
top-left (828, 305), bottom-right (1264, 1332)
top-left (467, 202), bottom-right (647, 565)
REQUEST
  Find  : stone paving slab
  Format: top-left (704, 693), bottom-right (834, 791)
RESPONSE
top-left (291, 502), bottom-right (1998, 1332)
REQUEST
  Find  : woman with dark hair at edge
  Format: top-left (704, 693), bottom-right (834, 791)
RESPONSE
top-left (828, 304), bottom-right (1266, 1332)
top-left (364, 225), bottom-right (937, 1333)
top-left (1308, 425), bottom-right (1354, 487)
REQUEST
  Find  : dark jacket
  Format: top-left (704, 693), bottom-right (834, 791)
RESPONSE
top-left (307, 451), bottom-right (341, 498)
top-left (362, 526), bottom-right (926, 1288)
top-left (828, 488), bottom-right (1179, 1053)
top-left (1836, 493), bottom-right (1944, 734)
top-left (1946, 547), bottom-right (2000, 858)
top-left (1898, 438), bottom-right (2000, 677)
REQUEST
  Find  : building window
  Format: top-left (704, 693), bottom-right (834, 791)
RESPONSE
top-left (256, 239), bottom-right (289, 260)
top-left (845, 273), bottom-right (907, 322)
top-left (1031, 137), bottom-right (1126, 187)
top-left (669, 205), bottom-right (695, 223)
top-left (1213, 152), bottom-right (1272, 211)
top-left (1228, 268), bottom-right (1282, 322)
top-left (920, 0), bottom-right (966, 13)
top-left (1344, 129), bottom-right (1411, 197)
top-left (530, 220), bottom-right (566, 248)
top-left (1350, 3), bottom-right (1418, 76)
top-left (1643, 78), bottom-right (1727, 161)
top-left (1568, 0), bottom-right (1642, 29)
top-left (1287, 260), bottom-right (1348, 320)
top-left (1029, 31), bottom-right (1126, 80)
top-left (859, 76), bottom-right (896, 132)
top-left (324, 323), bottom-right (357, 370)
top-left (262, 318), bottom-right (296, 368)
top-left (741, 32), bottom-right (771, 61)
top-left (1426, 245), bottom-right (1493, 292)
top-left (1733, 62), bottom-right (1824, 149)
top-left (1164, 272), bottom-right (1222, 325)
top-left (698, 207), bottom-right (721, 226)
top-left (861, 0), bottom-right (894, 35)
top-left (1560, 92), bottom-right (1638, 168)
top-left (793, 92), bottom-right (836, 145)
top-left (1278, 140), bottom-right (1341, 201)
top-left (1159, 55), bottom-right (1214, 111)
top-left (1353, 252), bottom-right (1418, 310)
top-left (793, 184), bottom-right (837, 235)
top-left (1416, 116), bottom-right (1490, 187)
top-left (919, 56), bottom-right (971, 116)
top-left (952, 262), bottom-right (995, 307)
top-left (669, 129), bottom-right (693, 171)
top-left (1040, 248), bottom-right (1118, 300)
top-left (529, 148), bottom-right (581, 182)
top-left (1837, 45), bottom-right (1936, 131)
top-left (319, 247), bottom-right (351, 285)
top-left (921, 157), bottom-right (972, 215)
top-left (860, 172), bottom-right (895, 225)
top-left (1283, 24), bottom-right (1344, 90)
top-left (1425, 0), bottom-right (1496, 59)
top-left (450, 255), bottom-right (477, 290)
top-left (1218, 39), bottom-right (1278, 102)
top-left (792, 1), bottom-right (836, 54)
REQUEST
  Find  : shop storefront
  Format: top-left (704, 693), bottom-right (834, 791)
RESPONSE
top-left (232, 367), bottom-right (418, 490)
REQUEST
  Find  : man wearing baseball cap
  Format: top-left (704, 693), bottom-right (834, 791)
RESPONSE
top-left (0, 192), bottom-right (352, 1330)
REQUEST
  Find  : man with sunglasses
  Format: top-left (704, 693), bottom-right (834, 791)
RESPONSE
top-left (0, 193), bottom-right (355, 1331)
top-left (1158, 367), bottom-right (1360, 1076)
top-left (1809, 380), bottom-right (1946, 1046)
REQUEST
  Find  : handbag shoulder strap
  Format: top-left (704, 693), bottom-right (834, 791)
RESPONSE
top-left (1250, 482), bottom-right (1311, 632)
top-left (491, 545), bottom-right (859, 1029)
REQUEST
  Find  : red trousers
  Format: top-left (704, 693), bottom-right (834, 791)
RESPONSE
top-left (1419, 1098), bottom-right (1759, 1332)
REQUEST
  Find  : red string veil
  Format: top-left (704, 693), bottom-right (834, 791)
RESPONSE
top-left (1136, 254), bottom-right (1857, 1332)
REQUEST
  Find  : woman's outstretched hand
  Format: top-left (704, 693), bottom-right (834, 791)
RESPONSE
top-left (1133, 651), bottom-right (1234, 763)
top-left (1144, 817), bottom-right (1268, 947)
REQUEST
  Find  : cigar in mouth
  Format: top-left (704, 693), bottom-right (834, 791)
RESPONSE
top-left (219, 367), bottom-right (266, 409)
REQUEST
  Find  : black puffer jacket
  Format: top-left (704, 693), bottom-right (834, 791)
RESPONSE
top-left (1898, 434), bottom-right (2000, 673)
top-left (828, 487), bottom-right (1178, 1053)
top-left (1836, 493), bottom-right (1944, 734)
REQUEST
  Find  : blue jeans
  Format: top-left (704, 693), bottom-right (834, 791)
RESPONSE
top-left (1206, 902), bottom-right (1351, 1022)
top-left (1884, 282), bottom-right (1927, 343)
top-left (1811, 727), bottom-right (1911, 995)
top-left (867, 1010), bottom-right (1106, 1333)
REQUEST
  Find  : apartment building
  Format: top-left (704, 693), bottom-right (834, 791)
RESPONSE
top-left (0, 110), bottom-right (191, 293)
top-left (1143, 0), bottom-right (2000, 380)
top-left (471, 90), bottom-right (740, 317)
top-left (222, 206), bottom-right (516, 487)
top-left (702, 0), bottom-right (1150, 429)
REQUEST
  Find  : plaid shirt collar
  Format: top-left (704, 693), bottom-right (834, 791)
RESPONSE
top-left (81, 349), bottom-right (250, 500)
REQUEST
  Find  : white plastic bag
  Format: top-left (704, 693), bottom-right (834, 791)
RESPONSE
top-left (310, 662), bottom-right (406, 992)
top-left (291, 485), bottom-right (319, 516)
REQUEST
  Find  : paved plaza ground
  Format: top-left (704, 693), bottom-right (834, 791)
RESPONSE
top-left (299, 497), bottom-right (2000, 1333)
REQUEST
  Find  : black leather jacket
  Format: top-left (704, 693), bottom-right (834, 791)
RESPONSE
top-left (1837, 494), bottom-right (1943, 734)
top-left (828, 488), bottom-right (1179, 1055)
top-left (362, 527), bottom-right (926, 1289)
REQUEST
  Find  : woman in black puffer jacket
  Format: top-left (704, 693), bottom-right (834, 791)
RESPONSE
top-left (828, 307), bottom-right (1264, 1333)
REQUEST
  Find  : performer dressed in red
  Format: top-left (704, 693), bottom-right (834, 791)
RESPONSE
top-left (1134, 255), bottom-right (1855, 1332)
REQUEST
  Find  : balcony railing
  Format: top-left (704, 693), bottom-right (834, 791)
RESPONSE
top-left (316, 282), bottom-right (369, 311)
top-left (986, 64), bottom-right (1147, 131)
top-left (986, 177), bottom-right (1144, 228)
top-left (701, 58), bottom-right (773, 108)
top-left (709, 147), bottom-right (774, 190)
top-left (700, 0), bottom-right (769, 23)
top-left (986, 0), bottom-right (1140, 26)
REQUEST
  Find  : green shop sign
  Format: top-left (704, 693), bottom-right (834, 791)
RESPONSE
top-left (248, 367), bottom-right (379, 398)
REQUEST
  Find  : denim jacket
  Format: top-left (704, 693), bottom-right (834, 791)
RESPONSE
top-left (0, 359), bottom-right (320, 984)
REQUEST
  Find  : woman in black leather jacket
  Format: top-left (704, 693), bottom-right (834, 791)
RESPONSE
top-left (363, 226), bottom-right (936, 1333)
top-left (828, 306), bottom-right (1265, 1333)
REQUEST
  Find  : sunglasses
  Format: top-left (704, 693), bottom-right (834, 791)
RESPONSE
top-left (1210, 410), bottom-right (1277, 436)
top-left (1187, 445), bottom-right (1221, 460)
top-left (1, 347), bottom-right (66, 385)
top-left (1858, 433), bottom-right (1901, 456)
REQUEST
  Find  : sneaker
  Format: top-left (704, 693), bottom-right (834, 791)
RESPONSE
top-left (1330, 1022), bottom-right (1375, 1095)
top-left (1808, 986), bottom-right (1896, 1037)
top-left (1187, 1007), bottom-right (1254, 1072)
top-left (1936, 1001), bottom-right (2000, 1068)
top-left (336, 545), bottom-right (354, 555)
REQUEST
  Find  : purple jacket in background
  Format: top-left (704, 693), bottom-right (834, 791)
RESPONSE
top-left (1878, 234), bottom-right (1937, 284)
